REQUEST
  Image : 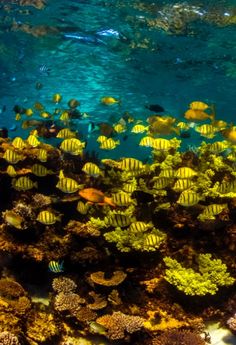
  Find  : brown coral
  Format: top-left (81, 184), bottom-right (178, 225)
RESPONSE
top-left (152, 329), bottom-right (206, 345)
top-left (88, 291), bottom-right (107, 310)
top-left (54, 292), bottom-right (85, 316)
top-left (96, 311), bottom-right (144, 340)
top-left (52, 277), bottom-right (77, 294)
top-left (0, 278), bottom-right (26, 298)
top-left (65, 220), bottom-right (101, 237)
top-left (89, 270), bottom-right (127, 286)
top-left (0, 331), bottom-right (20, 345)
top-left (74, 306), bottom-right (97, 323)
top-left (26, 310), bottom-right (59, 343)
top-left (227, 313), bottom-right (236, 332)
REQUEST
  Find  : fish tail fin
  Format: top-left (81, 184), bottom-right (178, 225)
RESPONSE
top-left (34, 181), bottom-right (38, 189)
top-left (209, 104), bottom-right (216, 122)
top-left (104, 196), bottom-right (116, 207)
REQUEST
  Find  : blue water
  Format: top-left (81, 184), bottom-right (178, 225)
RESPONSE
top-left (0, 0), bottom-right (236, 159)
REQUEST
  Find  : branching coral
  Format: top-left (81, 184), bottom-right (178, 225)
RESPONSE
top-left (152, 329), bottom-right (206, 345)
top-left (164, 254), bottom-right (235, 296)
top-left (65, 220), bottom-right (101, 237)
top-left (54, 292), bottom-right (85, 316)
top-left (227, 313), bottom-right (236, 332)
top-left (104, 227), bottom-right (167, 252)
top-left (26, 310), bottom-right (59, 343)
top-left (0, 331), bottom-right (20, 345)
top-left (52, 277), bottom-right (77, 294)
top-left (96, 311), bottom-right (144, 340)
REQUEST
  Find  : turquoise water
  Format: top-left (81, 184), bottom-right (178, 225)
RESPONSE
top-left (0, 0), bottom-right (235, 142)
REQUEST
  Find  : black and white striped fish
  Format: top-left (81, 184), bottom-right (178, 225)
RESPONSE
top-left (39, 64), bottom-right (51, 76)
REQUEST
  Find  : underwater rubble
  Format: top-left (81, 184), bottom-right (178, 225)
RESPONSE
top-left (0, 98), bottom-right (235, 344)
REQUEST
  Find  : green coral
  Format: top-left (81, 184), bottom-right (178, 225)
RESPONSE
top-left (159, 152), bottom-right (182, 170)
top-left (87, 217), bottom-right (107, 229)
top-left (104, 227), bottom-right (166, 252)
top-left (164, 254), bottom-right (234, 296)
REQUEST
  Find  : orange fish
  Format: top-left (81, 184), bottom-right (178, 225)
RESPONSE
top-left (79, 188), bottom-right (116, 207)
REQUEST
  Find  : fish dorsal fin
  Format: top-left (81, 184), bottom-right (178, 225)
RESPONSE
top-left (59, 169), bottom-right (65, 179)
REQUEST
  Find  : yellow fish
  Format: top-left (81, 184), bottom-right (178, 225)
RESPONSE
top-left (101, 96), bottom-right (120, 105)
top-left (25, 108), bottom-right (33, 116)
top-left (37, 149), bottom-right (48, 162)
top-left (129, 221), bottom-right (152, 233)
top-left (60, 138), bottom-right (85, 155)
top-left (2, 210), bottom-right (24, 229)
top-left (82, 162), bottom-right (103, 177)
top-left (97, 135), bottom-right (108, 143)
top-left (131, 124), bottom-right (148, 133)
top-left (222, 127), bottom-right (236, 144)
top-left (105, 213), bottom-right (132, 227)
top-left (175, 167), bottom-right (197, 179)
top-left (112, 192), bottom-right (134, 206)
top-left (119, 158), bottom-right (145, 172)
top-left (3, 149), bottom-right (24, 164)
top-left (177, 190), bottom-right (201, 207)
top-left (189, 101), bottom-right (209, 110)
top-left (6, 165), bottom-right (17, 177)
top-left (195, 124), bottom-right (217, 139)
top-left (15, 113), bottom-right (21, 121)
top-left (184, 109), bottom-right (214, 122)
top-left (152, 138), bottom-right (171, 151)
top-left (31, 164), bottom-right (53, 177)
top-left (172, 179), bottom-right (195, 192)
top-left (56, 177), bottom-right (81, 193)
top-left (37, 210), bottom-right (61, 225)
top-left (99, 138), bottom-right (120, 150)
top-left (198, 204), bottom-right (228, 221)
top-left (12, 137), bottom-right (26, 149)
top-left (76, 201), bottom-right (89, 215)
top-left (113, 123), bottom-right (126, 133)
top-left (12, 176), bottom-right (38, 191)
top-left (52, 93), bottom-right (62, 103)
top-left (59, 111), bottom-right (70, 122)
top-left (27, 135), bottom-right (40, 147)
top-left (56, 128), bottom-right (77, 139)
top-left (139, 136), bottom-right (154, 147)
top-left (40, 111), bottom-right (51, 119)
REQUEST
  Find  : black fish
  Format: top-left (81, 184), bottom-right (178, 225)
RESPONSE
top-left (180, 131), bottom-right (191, 139)
top-left (132, 191), bottom-right (154, 203)
top-left (145, 104), bottom-right (165, 112)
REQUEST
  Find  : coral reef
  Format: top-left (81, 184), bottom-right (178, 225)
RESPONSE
top-left (89, 270), bottom-right (127, 286)
top-left (96, 311), bottom-right (144, 340)
top-left (26, 309), bottom-right (59, 343)
top-left (52, 277), bottom-right (77, 294)
top-left (0, 331), bottom-right (20, 345)
top-left (152, 329), bottom-right (206, 345)
top-left (164, 254), bottom-right (235, 296)
top-left (227, 313), bottom-right (236, 332)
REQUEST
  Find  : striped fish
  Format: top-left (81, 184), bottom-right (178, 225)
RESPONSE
top-left (12, 137), bottom-right (26, 149)
top-left (39, 64), bottom-right (51, 76)
top-left (56, 177), bottom-right (81, 193)
top-left (175, 167), bottom-right (197, 179)
top-left (129, 221), bottom-right (152, 233)
top-left (3, 149), bottom-right (24, 164)
top-left (173, 179), bottom-right (195, 192)
top-left (112, 192), bottom-right (134, 206)
top-left (105, 213), bottom-right (132, 227)
top-left (12, 176), bottom-right (37, 191)
top-left (48, 260), bottom-right (64, 273)
top-left (37, 210), bottom-right (61, 225)
top-left (82, 162), bottom-right (102, 177)
top-left (177, 190), bottom-right (201, 207)
top-left (198, 203), bottom-right (228, 221)
top-left (119, 158), bottom-right (145, 172)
